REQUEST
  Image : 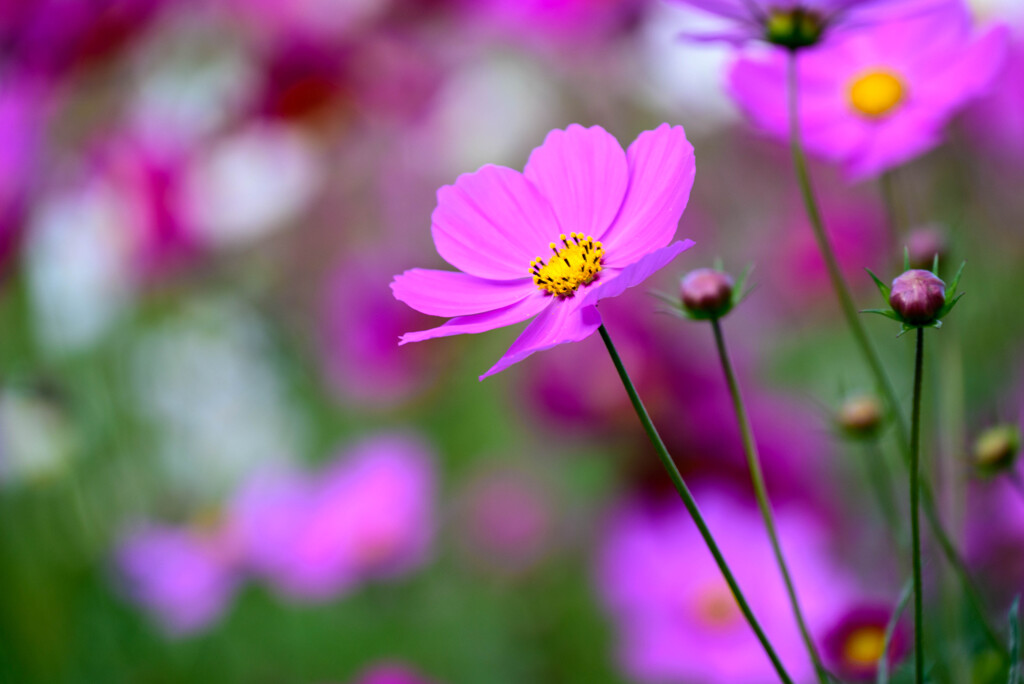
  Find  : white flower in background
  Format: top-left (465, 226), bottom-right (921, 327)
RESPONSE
top-left (635, 3), bottom-right (739, 136)
top-left (131, 297), bottom-right (303, 502)
top-left (128, 12), bottom-right (258, 155)
top-left (969, 0), bottom-right (1024, 26)
top-left (427, 54), bottom-right (563, 176)
top-left (176, 123), bottom-right (322, 249)
top-left (26, 181), bottom-right (135, 355)
top-left (0, 387), bottom-right (75, 485)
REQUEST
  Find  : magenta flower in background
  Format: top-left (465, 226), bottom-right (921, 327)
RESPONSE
top-left (728, 1), bottom-right (1009, 180)
top-left (667, 0), bottom-right (946, 47)
top-left (967, 33), bottom-right (1024, 165)
top-left (598, 492), bottom-right (856, 683)
top-left (232, 434), bottom-right (435, 601)
top-left (823, 604), bottom-right (909, 680)
top-left (321, 252), bottom-right (437, 407)
top-left (115, 523), bottom-right (240, 636)
top-left (351, 663), bottom-right (438, 684)
top-left (391, 123), bottom-right (696, 379)
top-left (455, 464), bottom-right (555, 577)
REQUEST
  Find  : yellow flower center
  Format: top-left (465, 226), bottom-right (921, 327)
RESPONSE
top-left (849, 71), bottom-right (905, 118)
top-left (843, 625), bottom-right (887, 667)
top-left (530, 232), bottom-right (604, 298)
top-left (693, 582), bottom-right (742, 629)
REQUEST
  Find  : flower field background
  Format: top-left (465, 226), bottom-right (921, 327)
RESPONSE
top-left (1, 1), bottom-right (1023, 683)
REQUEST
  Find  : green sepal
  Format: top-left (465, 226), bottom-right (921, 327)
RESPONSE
top-left (862, 309), bottom-right (902, 322)
top-left (946, 261), bottom-right (967, 298)
top-left (866, 268), bottom-right (891, 300)
top-left (903, 246), bottom-right (910, 272)
top-left (732, 264), bottom-right (754, 308)
top-left (937, 291), bottom-right (965, 319)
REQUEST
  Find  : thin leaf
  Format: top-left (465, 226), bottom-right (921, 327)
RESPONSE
top-left (1010, 596), bottom-right (1021, 684)
top-left (938, 291), bottom-right (966, 318)
top-left (878, 580), bottom-right (914, 684)
top-left (932, 252), bottom-right (940, 275)
top-left (903, 246), bottom-right (910, 272)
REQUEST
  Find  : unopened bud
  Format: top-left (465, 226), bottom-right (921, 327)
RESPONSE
top-left (838, 395), bottom-right (885, 439)
top-left (680, 268), bottom-right (734, 319)
top-left (973, 424), bottom-right (1021, 474)
top-left (906, 227), bottom-right (948, 272)
top-left (889, 270), bottom-right (945, 326)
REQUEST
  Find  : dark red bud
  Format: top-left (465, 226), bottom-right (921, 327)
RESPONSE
top-left (889, 269), bottom-right (945, 325)
top-left (680, 268), bottom-right (734, 318)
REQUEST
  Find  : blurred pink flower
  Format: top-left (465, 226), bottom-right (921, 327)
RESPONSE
top-left (222, 0), bottom-right (390, 46)
top-left (351, 663), bottom-right (437, 684)
top-left (465, 0), bottom-right (643, 46)
top-left (232, 434), bottom-right (435, 601)
top-left (115, 523), bottom-right (240, 635)
top-left (669, 0), bottom-right (948, 47)
top-left (822, 604), bottom-right (909, 681)
top-left (456, 465), bottom-right (555, 576)
top-left (392, 123), bottom-right (696, 380)
top-left (598, 492), bottom-right (855, 683)
top-left (0, 76), bottom-right (49, 276)
top-left (321, 252), bottom-right (437, 406)
top-left (728, 2), bottom-right (1009, 180)
top-left (967, 34), bottom-right (1024, 165)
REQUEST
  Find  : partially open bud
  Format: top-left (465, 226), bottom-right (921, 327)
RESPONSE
top-left (906, 227), bottom-right (948, 272)
top-left (973, 424), bottom-right (1021, 475)
top-left (838, 395), bottom-right (885, 439)
top-left (680, 268), bottom-right (734, 319)
top-left (889, 270), bottom-right (946, 326)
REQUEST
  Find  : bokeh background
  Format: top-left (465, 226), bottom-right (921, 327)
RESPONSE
top-left (1, 1), bottom-right (1023, 682)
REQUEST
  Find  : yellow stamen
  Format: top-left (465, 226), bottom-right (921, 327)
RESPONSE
top-left (530, 232), bottom-right (604, 298)
top-left (849, 71), bottom-right (905, 118)
top-left (843, 625), bottom-right (887, 667)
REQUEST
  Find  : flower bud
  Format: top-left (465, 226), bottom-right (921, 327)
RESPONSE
top-left (905, 226), bottom-right (948, 272)
top-left (838, 395), bottom-right (885, 439)
top-left (680, 268), bottom-right (734, 319)
top-left (973, 424), bottom-right (1021, 475)
top-left (888, 269), bottom-right (945, 326)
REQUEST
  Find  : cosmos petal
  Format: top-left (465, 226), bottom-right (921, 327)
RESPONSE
top-left (399, 292), bottom-right (550, 345)
top-left (524, 124), bottom-right (629, 241)
top-left (391, 269), bottom-right (535, 317)
top-left (478, 298), bottom-right (602, 380)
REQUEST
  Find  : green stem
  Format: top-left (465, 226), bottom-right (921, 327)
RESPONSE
top-left (786, 51), bottom-right (1006, 657)
top-left (598, 324), bottom-right (795, 684)
top-left (910, 328), bottom-right (926, 684)
top-left (710, 318), bottom-right (828, 684)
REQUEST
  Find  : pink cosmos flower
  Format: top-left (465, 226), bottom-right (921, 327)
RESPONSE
top-left (598, 492), bottom-right (855, 683)
top-left (822, 604), bottom-right (909, 681)
top-left (667, 0), bottom-right (946, 47)
top-left (967, 34), bottom-right (1024, 165)
top-left (391, 124), bottom-right (696, 380)
top-left (728, 1), bottom-right (1009, 180)
top-left (115, 523), bottom-right (240, 636)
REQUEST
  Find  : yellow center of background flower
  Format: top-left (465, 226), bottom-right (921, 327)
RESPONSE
top-left (842, 625), bottom-right (887, 667)
top-left (693, 582), bottom-right (741, 629)
top-left (530, 233), bottom-right (604, 298)
top-left (849, 71), bottom-right (905, 118)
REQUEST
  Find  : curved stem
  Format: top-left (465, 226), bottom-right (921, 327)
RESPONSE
top-left (785, 51), bottom-right (1006, 657)
top-left (910, 328), bottom-right (926, 684)
top-left (711, 318), bottom-right (828, 684)
top-left (598, 324), bottom-right (795, 684)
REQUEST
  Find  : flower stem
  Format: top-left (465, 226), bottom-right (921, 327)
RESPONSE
top-left (710, 318), bottom-right (828, 684)
top-left (598, 324), bottom-right (795, 684)
top-left (910, 327), bottom-right (926, 684)
top-left (785, 51), bottom-right (1006, 657)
